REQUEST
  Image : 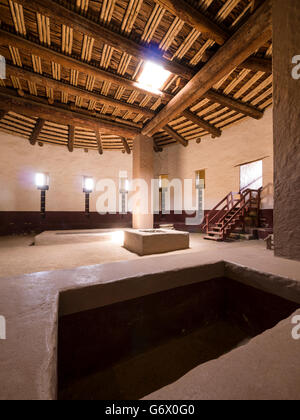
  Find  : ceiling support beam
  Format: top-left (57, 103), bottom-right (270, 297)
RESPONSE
top-left (0, 90), bottom-right (140, 138)
top-left (242, 56), bottom-right (272, 73)
top-left (164, 125), bottom-right (188, 147)
top-left (121, 138), bottom-right (131, 154)
top-left (142, 0), bottom-right (272, 136)
top-left (205, 90), bottom-right (264, 120)
top-left (182, 110), bottom-right (222, 138)
top-left (0, 30), bottom-right (171, 102)
top-left (68, 125), bottom-right (75, 152)
top-left (29, 118), bottom-right (45, 145)
top-left (95, 129), bottom-right (103, 155)
top-left (0, 29), bottom-right (271, 110)
top-left (6, 64), bottom-right (156, 119)
top-left (15, 0), bottom-right (194, 79)
top-left (153, 140), bottom-right (163, 153)
top-left (153, 0), bottom-right (228, 45)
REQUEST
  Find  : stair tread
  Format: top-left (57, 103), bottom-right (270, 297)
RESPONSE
top-left (204, 236), bottom-right (223, 241)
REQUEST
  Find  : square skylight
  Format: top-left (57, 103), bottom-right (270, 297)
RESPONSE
top-left (137, 61), bottom-right (171, 94)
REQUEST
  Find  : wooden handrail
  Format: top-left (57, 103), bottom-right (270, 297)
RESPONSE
top-left (222, 194), bottom-right (252, 233)
top-left (202, 191), bottom-right (240, 231)
top-left (218, 190), bottom-right (250, 225)
top-left (220, 188), bottom-right (262, 239)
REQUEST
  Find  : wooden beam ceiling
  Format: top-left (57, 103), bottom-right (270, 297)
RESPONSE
top-left (164, 125), bottom-right (188, 147)
top-left (29, 118), bottom-right (45, 145)
top-left (15, 0), bottom-right (195, 79)
top-left (6, 64), bottom-right (156, 118)
top-left (152, 0), bottom-right (228, 45)
top-left (0, 29), bottom-right (171, 102)
top-left (182, 110), bottom-right (222, 138)
top-left (0, 29), bottom-right (272, 111)
top-left (142, 0), bottom-right (272, 136)
top-left (205, 90), bottom-right (264, 120)
top-left (0, 90), bottom-right (140, 138)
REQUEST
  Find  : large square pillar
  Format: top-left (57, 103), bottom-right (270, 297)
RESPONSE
top-left (132, 134), bottom-right (154, 229)
top-left (273, 1), bottom-right (300, 260)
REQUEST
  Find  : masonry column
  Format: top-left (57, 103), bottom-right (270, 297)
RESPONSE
top-left (132, 134), bottom-right (154, 229)
top-left (273, 0), bottom-right (300, 260)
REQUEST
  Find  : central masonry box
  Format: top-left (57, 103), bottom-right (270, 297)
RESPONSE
top-left (123, 228), bottom-right (190, 256)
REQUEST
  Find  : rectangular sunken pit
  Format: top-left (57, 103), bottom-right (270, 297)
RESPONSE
top-left (123, 228), bottom-right (190, 255)
top-left (58, 275), bottom-right (299, 400)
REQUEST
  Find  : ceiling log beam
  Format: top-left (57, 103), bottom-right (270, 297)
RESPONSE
top-left (15, 0), bottom-right (194, 79)
top-left (6, 64), bottom-right (156, 118)
top-left (182, 110), bottom-right (222, 137)
top-left (29, 118), bottom-right (45, 145)
top-left (95, 129), bottom-right (103, 155)
top-left (68, 125), bottom-right (75, 152)
top-left (142, 0), bottom-right (272, 136)
top-left (205, 90), bottom-right (264, 120)
top-left (242, 56), bottom-right (272, 73)
top-left (0, 90), bottom-right (140, 138)
top-left (153, 0), bottom-right (228, 45)
top-left (121, 137), bottom-right (131, 154)
top-left (164, 125), bottom-right (188, 147)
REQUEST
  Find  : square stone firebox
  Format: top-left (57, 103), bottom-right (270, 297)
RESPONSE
top-left (124, 228), bottom-right (190, 256)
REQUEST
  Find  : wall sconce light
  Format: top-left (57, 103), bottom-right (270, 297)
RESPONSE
top-left (35, 173), bottom-right (49, 217)
top-left (83, 176), bottom-right (94, 215)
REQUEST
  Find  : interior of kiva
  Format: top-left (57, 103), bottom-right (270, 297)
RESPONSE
top-left (0, 0), bottom-right (299, 402)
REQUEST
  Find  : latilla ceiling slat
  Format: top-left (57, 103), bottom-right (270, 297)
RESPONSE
top-left (141, 4), bottom-right (165, 44)
top-left (86, 75), bottom-right (96, 91)
top-left (159, 17), bottom-right (184, 52)
top-left (81, 35), bottom-right (95, 62)
top-left (100, 0), bottom-right (116, 24)
top-left (117, 52), bottom-right (132, 76)
top-left (32, 55), bottom-right (43, 74)
top-left (36, 13), bottom-right (51, 46)
top-left (100, 44), bottom-right (114, 69)
top-left (121, 0), bottom-right (143, 35)
top-left (233, 71), bottom-right (265, 99)
top-left (216, 0), bottom-right (241, 23)
top-left (242, 74), bottom-right (273, 102)
top-left (76, 0), bottom-right (89, 14)
top-left (172, 28), bottom-right (200, 60)
top-left (101, 81), bottom-right (111, 96)
top-left (9, 0), bottom-right (26, 36)
top-left (62, 25), bottom-right (73, 55)
top-left (9, 46), bottom-right (22, 67)
top-left (70, 69), bottom-right (79, 86)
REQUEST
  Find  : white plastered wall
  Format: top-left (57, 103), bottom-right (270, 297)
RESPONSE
top-left (154, 107), bottom-right (274, 210)
top-left (0, 132), bottom-right (132, 212)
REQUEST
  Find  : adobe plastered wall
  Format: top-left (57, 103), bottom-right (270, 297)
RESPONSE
top-left (154, 107), bottom-right (273, 210)
top-left (0, 132), bottom-right (132, 212)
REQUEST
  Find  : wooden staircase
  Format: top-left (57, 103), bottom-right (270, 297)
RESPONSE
top-left (202, 188), bottom-right (262, 241)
